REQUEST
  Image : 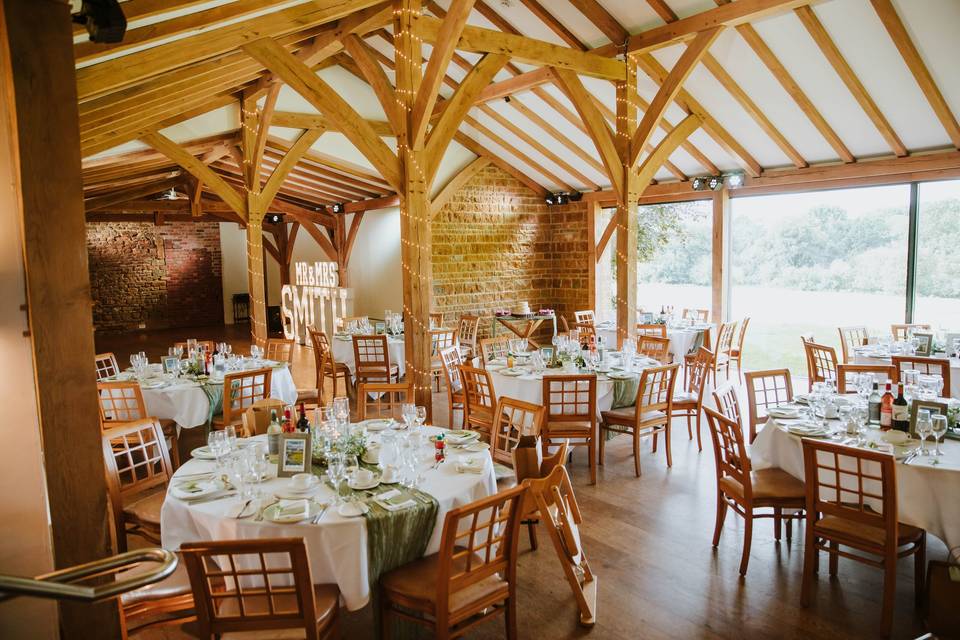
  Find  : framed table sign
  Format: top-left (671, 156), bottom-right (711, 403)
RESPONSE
top-left (162, 356), bottom-right (180, 374)
top-left (913, 332), bottom-right (934, 356)
top-left (277, 432), bottom-right (312, 477)
top-left (909, 399), bottom-right (948, 437)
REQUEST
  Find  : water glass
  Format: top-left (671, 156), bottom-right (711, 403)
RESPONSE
top-left (326, 454), bottom-right (345, 504)
top-left (415, 406), bottom-right (427, 429)
top-left (918, 374), bottom-right (938, 400)
top-left (916, 409), bottom-right (933, 456)
top-left (342, 454), bottom-right (359, 484)
top-left (223, 425), bottom-right (238, 451)
top-left (401, 403), bottom-right (416, 429)
top-left (207, 431), bottom-right (228, 466)
top-left (333, 397), bottom-right (350, 432)
top-left (931, 414), bottom-right (947, 457)
top-left (250, 344), bottom-right (262, 360)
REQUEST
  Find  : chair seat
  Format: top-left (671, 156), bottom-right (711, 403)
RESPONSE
top-left (296, 388), bottom-right (320, 402)
top-left (719, 468), bottom-right (806, 503)
top-left (322, 362), bottom-right (352, 375)
top-left (123, 490), bottom-right (165, 526)
top-left (815, 513), bottom-right (924, 549)
top-left (673, 391), bottom-right (697, 403)
top-left (601, 406), bottom-right (667, 427)
top-left (120, 554), bottom-right (192, 607)
top-left (544, 419), bottom-right (593, 435)
top-left (218, 584), bottom-right (339, 640)
top-left (381, 551), bottom-right (509, 623)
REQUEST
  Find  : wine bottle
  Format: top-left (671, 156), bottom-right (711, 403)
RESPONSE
top-left (282, 408), bottom-right (294, 434)
top-left (267, 410), bottom-right (282, 462)
top-left (892, 383), bottom-right (910, 432)
top-left (868, 382), bottom-right (881, 424)
top-left (880, 382), bottom-right (894, 431)
top-left (296, 402), bottom-right (310, 432)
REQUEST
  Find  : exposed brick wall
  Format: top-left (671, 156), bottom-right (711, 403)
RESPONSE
top-left (86, 222), bottom-right (224, 333)
top-left (431, 165), bottom-right (589, 339)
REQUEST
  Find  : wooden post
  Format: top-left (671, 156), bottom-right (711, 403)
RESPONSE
top-left (246, 204), bottom-right (269, 345)
top-left (587, 200), bottom-right (598, 314)
top-left (712, 188), bottom-right (731, 324)
top-left (395, 0), bottom-right (434, 414)
top-left (615, 62), bottom-right (639, 349)
top-left (1, 0), bottom-right (120, 636)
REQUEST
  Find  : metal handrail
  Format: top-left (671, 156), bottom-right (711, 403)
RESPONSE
top-left (0, 548), bottom-right (177, 603)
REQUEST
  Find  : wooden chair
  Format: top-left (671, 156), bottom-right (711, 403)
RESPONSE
top-left (181, 537), bottom-right (339, 640)
top-left (574, 323), bottom-right (596, 346)
top-left (728, 317), bottom-right (750, 381)
top-left (357, 382), bottom-right (413, 421)
top-left (521, 465), bottom-right (597, 627)
top-left (212, 367), bottom-right (272, 430)
top-left (430, 328), bottom-right (458, 391)
top-left (838, 325), bottom-right (869, 362)
top-left (683, 326), bottom-right (712, 387)
top-left (491, 396), bottom-right (545, 470)
top-left (637, 334), bottom-right (670, 364)
top-left (119, 556), bottom-right (195, 636)
top-left (574, 310), bottom-right (595, 325)
top-left (95, 351), bottom-right (120, 380)
top-left (712, 381), bottom-right (744, 432)
top-left (836, 363), bottom-right (896, 394)
top-left (743, 369), bottom-right (793, 444)
top-left (353, 335), bottom-right (400, 384)
top-left (891, 323), bottom-right (931, 341)
top-left (891, 355), bottom-right (952, 398)
top-left (457, 314), bottom-right (481, 360)
top-left (513, 439), bottom-right (568, 552)
top-left (380, 486), bottom-right (525, 640)
top-left (704, 407), bottom-right (805, 577)
top-left (542, 375), bottom-right (598, 484)
top-left (264, 337), bottom-right (294, 363)
top-left (800, 439), bottom-right (926, 636)
top-left (429, 312), bottom-right (444, 328)
top-left (802, 338), bottom-right (838, 391)
top-left (439, 345), bottom-right (466, 429)
top-left (671, 347), bottom-right (712, 451)
top-left (460, 365), bottom-right (498, 441)
top-left (102, 419), bottom-right (172, 553)
top-left (682, 308), bottom-right (709, 323)
top-left (600, 364), bottom-right (679, 477)
top-left (711, 321), bottom-right (738, 385)
top-left (479, 336), bottom-right (511, 367)
top-left (636, 323), bottom-right (666, 338)
top-left (97, 380), bottom-right (181, 469)
top-left (309, 328), bottom-right (351, 404)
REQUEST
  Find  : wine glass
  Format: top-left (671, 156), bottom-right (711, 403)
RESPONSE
top-left (916, 409), bottom-right (933, 456)
top-left (333, 397), bottom-right (350, 432)
top-left (342, 454), bottom-right (359, 485)
top-left (326, 453), bottom-right (345, 505)
top-left (223, 425), bottom-right (238, 452)
top-left (415, 406), bottom-right (427, 429)
top-left (207, 431), bottom-right (228, 467)
top-left (401, 403), bottom-right (416, 429)
top-left (931, 414), bottom-right (948, 457)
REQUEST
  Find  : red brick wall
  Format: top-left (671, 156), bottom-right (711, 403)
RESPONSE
top-left (86, 222), bottom-right (223, 332)
top-left (431, 165), bottom-right (589, 338)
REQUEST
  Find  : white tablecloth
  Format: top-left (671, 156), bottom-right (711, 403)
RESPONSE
top-left (595, 322), bottom-right (712, 360)
top-left (752, 420), bottom-right (960, 550)
top-left (851, 349), bottom-right (960, 398)
top-left (331, 335), bottom-right (406, 379)
top-left (160, 428), bottom-right (496, 610)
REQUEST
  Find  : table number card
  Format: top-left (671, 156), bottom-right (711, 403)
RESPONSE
top-left (278, 432), bottom-right (312, 477)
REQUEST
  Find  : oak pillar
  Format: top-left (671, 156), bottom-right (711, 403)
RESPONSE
top-left (615, 63), bottom-right (639, 349)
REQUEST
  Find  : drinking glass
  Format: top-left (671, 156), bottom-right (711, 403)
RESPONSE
top-left (856, 373), bottom-right (873, 403)
top-left (342, 454), bottom-right (360, 484)
top-left (250, 443), bottom-right (269, 483)
top-left (326, 454), bottom-right (345, 505)
top-left (918, 374), bottom-right (938, 400)
top-left (223, 425), bottom-right (238, 452)
top-left (415, 406), bottom-right (427, 429)
top-left (401, 403), bottom-right (416, 429)
top-left (916, 409), bottom-right (933, 456)
top-left (333, 397), bottom-right (350, 432)
top-left (952, 338), bottom-right (960, 359)
top-left (931, 414), bottom-right (948, 457)
top-left (207, 431), bottom-right (228, 466)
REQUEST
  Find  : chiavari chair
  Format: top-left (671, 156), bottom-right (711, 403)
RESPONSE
top-left (711, 321), bottom-right (738, 386)
top-left (573, 310), bottom-right (595, 325)
top-left (743, 369), bottom-right (793, 444)
top-left (491, 396), bottom-right (545, 474)
top-left (380, 486), bottom-right (525, 640)
top-left (97, 380), bottom-right (180, 469)
top-left (802, 338), bottom-right (839, 391)
top-left (309, 328), bottom-right (351, 405)
top-left (637, 334), bottom-right (670, 364)
top-left (682, 308), bottom-right (709, 323)
top-left (891, 355), bottom-right (952, 398)
top-left (728, 317), bottom-right (750, 381)
top-left (457, 314), bottom-right (481, 360)
top-left (521, 465), bottom-right (597, 627)
top-left (704, 408), bottom-right (805, 576)
top-left (712, 381), bottom-right (744, 432)
top-left (212, 367), bottom-right (272, 430)
top-left (102, 419), bottom-right (172, 553)
top-left (836, 363), bottom-right (896, 394)
top-left (439, 345), bottom-right (465, 428)
top-left (353, 335), bottom-right (400, 384)
top-left (838, 325), bottom-right (869, 362)
top-left (800, 439), bottom-right (926, 636)
top-left (357, 382), bottom-right (413, 421)
top-left (670, 347), bottom-right (712, 451)
top-left (264, 337), bottom-right (295, 363)
top-left (891, 323), bottom-right (931, 342)
top-left (459, 365), bottom-right (498, 441)
top-left (542, 375), bottom-right (598, 484)
top-left (181, 538), bottom-right (340, 640)
top-left (600, 364), bottom-right (679, 477)
top-left (95, 351), bottom-right (120, 380)
top-left (430, 328), bottom-right (458, 391)
top-left (480, 336), bottom-right (511, 367)
top-left (636, 323), bottom-right (667, 338)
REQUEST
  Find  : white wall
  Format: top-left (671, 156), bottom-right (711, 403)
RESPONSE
top-left (345, 209), bottom-right (403, 317)
top-left (219, 222), bottom-right (249, 324)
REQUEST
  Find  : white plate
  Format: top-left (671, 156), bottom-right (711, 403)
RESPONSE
top-left (786, 425), bottom-right (831, 438)
top-left (337, 501), bottom-right (369, 517)
top-left (263, 500), bottom-right (324, 523)
top-left (499, 368), bottom-right (526, 377)
top-left (462, 442), bottom-right (491, 452)
top-left (768, 407), bottom-right (802, 419)
top-left (190, 446), bottom-right (218, 460)
top-left (171, 479), bottom-right (220, 500)
top-left (348, 476), bottom-right (380, 490)
top-left (361, 418), bottom-right (393, 432)
top-left (285, 476), bottom-right (320, 494)
top-left (607, 371), bottom-right (637, 380)
top-left (139, 380), bottom-right (167, 389)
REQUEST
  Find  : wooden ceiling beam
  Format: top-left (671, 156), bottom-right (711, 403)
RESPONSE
top-left (261, 149), bottom-right (384, 196)
top-left (343, 194), bottom-right (400, 212)
top-left (566, 0), bottom-right (628, 45)
top-left (250, 82), bottom-right (282, 190)
top-left (516, 0), bottom-right (586, 50)
top-left (261, 151), bottom-right (380, 199)
top-left (73, 0), bottom-right (212, 36)
top-left (341, 34), bottom-right (401, 135)
top-left (288, 214), bottom-right (339, 261)
top-left (589, 96), bottom-right (687, 181)
top-left (266, 135), bottom-right (391, 190)
top-left (84, 177), bottom-right (182, 211)
top-left (270, 110), bottom-right (395, 136)
top-left (475, 67), bottom-right (552, 103)
top-left (635, 114), bottom-right (702, 187)
top-left (215, 159), bottom-right (346, 206)
top-left (261, 128), bottom-right (325, 206)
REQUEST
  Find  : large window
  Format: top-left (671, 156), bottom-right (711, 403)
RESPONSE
top-left (730, 185), bottom-right (910, 375)
top-left (913, 180), bottom-right (960, 328)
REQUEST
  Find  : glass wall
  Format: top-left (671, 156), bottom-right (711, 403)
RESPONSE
top-left (730, 185), bottom-right (911, 375)
top-left (913, 180), bottom-right (960, 330)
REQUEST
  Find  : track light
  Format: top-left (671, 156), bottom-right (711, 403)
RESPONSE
top-left (331, 203), bottom-right (345, 213)
top-left (726, 172), bottom-right (745, 189)
top-left (692, 174), bottom-right (745, 191)
top-left (545, 194), bottom-right (557, 206)
top-left (264, 214), bottom-right (282, 224)
top-left (568, 191), bottom-right (584, 202)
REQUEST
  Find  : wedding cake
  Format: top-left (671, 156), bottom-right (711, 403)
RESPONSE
top-left (513, 301), bottom-right (531, 315)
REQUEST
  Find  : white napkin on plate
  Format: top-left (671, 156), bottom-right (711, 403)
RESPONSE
top-left (275, 499), bottom-right (310, 518)
top-left (374, 489), bottom-right (416, 511)
top-left (456, 456), bottom-right (486, 474)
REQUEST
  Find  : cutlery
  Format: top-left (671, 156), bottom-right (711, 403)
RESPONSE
top-left (189, 491), bottom-right (236, 504)
top-left (254, 499), bottom-right (279, 521)
top-left (312, 504), bottom-right (329, 524)
top-left (234, 499), bottom-right (253, 519)
top-left (902, 450), bottom-right (921, 465)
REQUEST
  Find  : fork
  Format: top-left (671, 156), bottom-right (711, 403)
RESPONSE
top-left (254, 499), bottom-right (279, 521)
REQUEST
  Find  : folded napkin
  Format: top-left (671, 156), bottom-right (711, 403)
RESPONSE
top-left (456, 456), bottom-right (486, 474)
top-left (374, 489), bottom-right (416, 511)
top-left (275, 499), bottom-right (310, 518)
top-left (170, 479), bottom-right (220, 500)
top-left (768, 406), bottom-right (802, 419)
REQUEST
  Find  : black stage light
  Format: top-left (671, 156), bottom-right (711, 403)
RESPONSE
top-left (72, 0), bottom-right (127, 43)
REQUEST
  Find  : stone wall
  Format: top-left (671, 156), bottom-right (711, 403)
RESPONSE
top-left (86, 222), bottom-right (224, 332)
top-left (431, 165), bottom-right (590, 338)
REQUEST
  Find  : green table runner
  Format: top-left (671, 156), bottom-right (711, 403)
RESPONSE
top-left (606, 375), bottom-right (640, 441)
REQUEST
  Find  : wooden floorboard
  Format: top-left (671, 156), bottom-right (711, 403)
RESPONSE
top-left (100, 324), bottom-right (946, 639)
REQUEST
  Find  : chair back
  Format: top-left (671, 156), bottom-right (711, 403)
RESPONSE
top-left (491, 397), bottom-right (544, 467)
top-left (222, 368), bottom-right (272, 425)
top-left (97, 380), bottom-right (147, 426)
top-left (682, 308), bottom-right (709, 323)
top-left (435, 486), bottom-right (525, 621)
top-left (479, 336), bottom-right (510, 367)
top-left (265, 338), bottom-right (294, 363)
top-left (635, 364), bottom-right (678, 419)
top-left (802, 338), bottom-right (838, 387)
top-left (429, 312), bottom-right (444, 328)
top-left (574, 324), bottom-right (596, 345)
top-left (837, 326), bottom-right (869, 362)
top-left (181, 538), bottom-right (320, 639)
top-left (542, 375), bottom-right (596, 426)
top-left (357, 382), bottom-right (413, 420)
top-left (574, 310), bottom-right (595, 325)
top-left (636, 323), bottom-right (666, 338)
top-left (685, 347), bottom-right (713, 400)
top-left (801, 439), bottom-right (898, 549)
top-left (836, 363), bottom-right (896, 394)
top-left (95, 352), bottom-right (119, 381)
top-left (891, 355), bottom-right (952, 398)
top-left (712, 381), bottom-right (744, 431)
top-left (743, 369), bottom-right (792, 443)
top-left (891, 323), bottom-right (931, 341)
top-left (353, 335), bottom-right (392, 379)
top-left (637, 335), bottom-right (670, 363)
top-left (734, 317), bottom-right (750, 354)
top-left (716, 321), bottom-right (738, 357)
top-left (460, 366), bottom-right (497, 435)
top-left (457, 315), bottom-right (481, 354)
top-left (439, 345), bottom-right (464, 394)
top-left (703, 407), bottom-right (753, 502)
top-left (429, 328), bottom-right (457, 357)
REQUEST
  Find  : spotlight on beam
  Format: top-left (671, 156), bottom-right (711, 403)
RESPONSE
top-left (726, 172), bottom-right (745, 189)
top-left (72, 0), bottom-right (127, 43)
top-left (545, 194), bottom-right (557, 206)
top-left (331, 203), bottom-right (345, 214)
top-left (264, 214), bottom-right (282, 224)
top-left (568, 191), bottom-right (584, 202)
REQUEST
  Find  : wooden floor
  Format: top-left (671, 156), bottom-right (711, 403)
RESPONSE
top-left (101, 325), bottom-right (947, 640)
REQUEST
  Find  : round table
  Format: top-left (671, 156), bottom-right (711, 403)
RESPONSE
top-left (851, 348), bottom-right (960, 398)
top-left (331, 334), bottom-right (406, 379)
top-left (160, 427), bottom-right (497, 610)
top-left (752, 419), bottom-right (960, 550)
top-left (595, 322), bottom-right (712, 360)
